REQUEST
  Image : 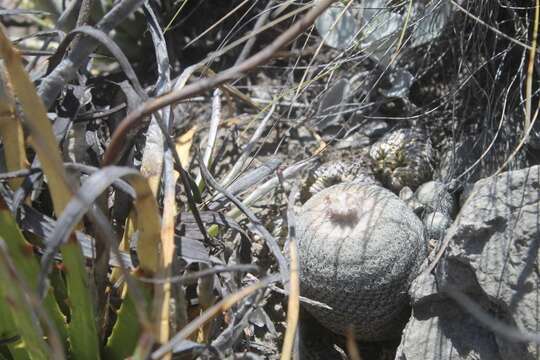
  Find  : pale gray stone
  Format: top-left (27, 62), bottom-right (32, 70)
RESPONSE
top-left (440, 165), bottom-right (540, 359)
top-left (415, 181), bottom-right (457, 217)
top-left (424, 211), bottom-right (452, 240)
top-left (396, 269), bottom-right (503, 360)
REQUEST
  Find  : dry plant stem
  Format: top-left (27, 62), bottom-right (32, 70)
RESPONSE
top-left (138, 264), bottom-right (258, 285)
top-left (346, 327), bottom-right (362, 360)
top-left (196, 88), bottom-right (222, 187)
top-left (450, 0), bottom-right (537, 52)
top-left (150, 110), bottom-right (209, 245)
top-left (70, 0), bottom-right (93, 50)
top-left (234, 0), bottom-right (275, 65)
top-left (524, 1), bottom-right (539, 137)
top-left (227, 159), bottom-right (314, 219)
top-left (219, 103), bottom-right (276, 188)
top-left (280, 184), bottom-right (300, 360)
top-left (150, 275), bottom-right (279, 359)
top-left (158, 150), bottom-right (176, 348)
top-left (272, 0), bottom-right (296, 18)
top-left (86, 207), bottom-right (151, 328)
top-left (290, 0), bottom-right (353, 117)
top-left (38, 0), bottom-right (147, 108)
top-left (0, 163), bottom-right (135, 197)
top-left (0, 66), bottom-right (28, 190)
top-left (183, 0), bottom-right (251, 49)
top-left (103, 0), bottom-right (339, 165)
top-left (0, 168), bottom-right (40, 179)
top-left (197, 152), bottom-right (290, 282)
top-left (270, 285), bottom-right (332, 309)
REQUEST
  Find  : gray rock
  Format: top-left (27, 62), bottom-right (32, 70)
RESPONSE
top-left (335, 132), bottom-right (371, 150)
top-left (396, 270), bottom-right (503, 360)
top-left (437, 135), bottom-right (530, 184)
top-left (359, 119), bottom-right (389, 139)
top-left (458, 182), bottom-right (474, 208)
top-left (399, 186), bottom-right (425, 215)
top-left (397, 166), bottom-right (540, 360)
top-left (423, 211), bottom-right (451, 240)
top-left (415, 181), bottom-right (457, 217)
top-left (399, 186), bottom-right (415, 202)
top-left (296, 182), bottom-right (427, 341)
top-left (436, 137), bottom-right (481, 183)
top-left (439, 165), bottom-right (540, 359)
top-left (314, 79), bottom-right (350, 130)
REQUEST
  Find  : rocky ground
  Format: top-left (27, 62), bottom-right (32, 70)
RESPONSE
top-left (3, 1), bottom-right (540, 359)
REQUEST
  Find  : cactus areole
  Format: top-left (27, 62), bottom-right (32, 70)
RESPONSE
top-left (296, 182), bottom-right (427, 341)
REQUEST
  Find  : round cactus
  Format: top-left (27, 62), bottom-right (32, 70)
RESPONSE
top-left (296, 182), bottom-right (427, 341)
top-left (369, 128), bottom-right (434, 192)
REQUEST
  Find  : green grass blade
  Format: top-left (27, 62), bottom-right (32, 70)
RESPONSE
top-left (0, 25), bottom-right (100, 360)
top-left (0, 241), bottom-right (50, 360)
top-left (0, 302), bottom-right (31, 360)
top-left (61, 238), bottom-right (100, 360)
top-left (0, 198), bottom-right (67, 345)
top-left (103, 285), bottom-right (151, 360)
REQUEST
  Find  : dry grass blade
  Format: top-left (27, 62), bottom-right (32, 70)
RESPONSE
top-left (0, 65), bottom-right (28, 190)
top-left (163, 0), bottom-right (190, 33)
top-left (143, 6), bottom-right (177, 348)
top-left (226, 159), bottom-right (314, 219)
top-left (53, 26), bottom-right (146, 96)
top-left (218, 103), bottom-right (276, 189)
top-left (280, 184), bottom-right (300, 360)
top-left (198, 151), bottom-right (289, 282)
top-left (525, 1), bottom-right (539, 138)
top-left (345, 327), bottom-right (362, 360)
top-left (38, 0), bottom-right (147, 107)
top-left (150, 275), bottom-right (279, 359)
top-left (0, 23), bottom-right (100, 360)
top-left (196, 88), bottom-right (222, 188)
top-left (183, 0), bottom-right (250, 49)
top-left (450, 0), bottom-right (537, 51)
top-left (103, 0), bottom-right (339, 165)
top-left (138, 264), bottom-right (258, 285)
top-left (0, 24), bottom-right (72, 211)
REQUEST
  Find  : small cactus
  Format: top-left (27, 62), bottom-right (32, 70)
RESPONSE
top-left (296, 182), bottom-right (427, 341)
top-left (369, 128), bottom-right (434, 192)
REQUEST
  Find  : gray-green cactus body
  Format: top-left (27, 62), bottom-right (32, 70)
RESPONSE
top-left (296, 182), bottom-right (427, 341)
top-left (306, 158), bottom-right (378, 197)
top-left (370, 128), bottom-right (434, 191)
